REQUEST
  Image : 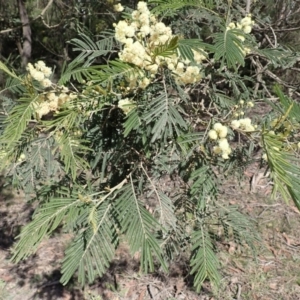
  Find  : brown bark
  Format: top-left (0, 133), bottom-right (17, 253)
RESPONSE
top-left (18, 0), bottom-right (32, 68)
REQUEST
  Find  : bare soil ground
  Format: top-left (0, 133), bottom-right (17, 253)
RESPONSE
top-left (1, 169), bottom-right (300, 300)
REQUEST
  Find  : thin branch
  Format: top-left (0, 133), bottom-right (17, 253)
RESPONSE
top-left (252, 56), bottom-right (295, 89)
top-left (254, 24), bottom-right (300, 33)
top-left (246, 0), bottom-right (251, 14)
top-left (40, 0), bottom-right (63, 28)
top-left (140, 162), bottom-right (165, 225)
top-left (263, 33), bottom-right (275, 48)
top-left (269, 26), bottom-right (277, 48)
top-left (0, 0), bottom-right (60, 35)
top-left (40, 0), bottom-right (54, 16)
top-left (273, 26), bottom-right (300, 32)
top-left (0, 16), bottom-right (39, 35)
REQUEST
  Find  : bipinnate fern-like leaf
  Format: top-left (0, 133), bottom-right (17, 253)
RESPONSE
top-left (157, 191), bottom-right (177, 230)
top-left (177, 132), bottom-right (205, 156)
top-left (274, 84), bottom-right (300, 120)
top-left (37, 105), bottom-right (91, 179)
top-left (0, 61), bottom-right (21, 80)
top-left (217, 203), bottom-right (260, 251)
top-left (150, 0), bottom-right (216, 15)
top-left (91, 60), bottom-right (142, 86)
top-left (11, 195), bottom-right (82, 263)
top-left (61, 58), bottom-right (141, 93)
top-left (69, 31), bottom-right (115, 67)
top-left (213, 28), bottom-right (246, 70)
top-left (59, 63), bottom-right (96, 85)
top-left (123, 108), bottom-right (141, 137)
top-left (190, 164), bottom-right (218, 210)
top-left (0, 93), bottom-right (39, 151)
top-left (2, 76), bottom-right (25, 95)
top-left (152, 36), bottom-right (178, 59)
top-left (141, 163), bottom-right (177, 230)
top-left (9, 135), bottom-right (62, 197)
top-left (114, 180), bottom-right (168, 273)
top-left (143, 92), bottom-right (187, 143)
top-left (177, 39), bottom-right (212, 63)
top-left (190, 224), bottom-right (221, 292)
top-left (254, 48), bottom-right (300, 69)
top-left (60, 200), bottom-right (117, 286)
top-left (55, 132), bottom-right (90, 180)
top-left (262, 86), bottom-right (300, 210)
top-left (263, 132), bottom-right (300, 210)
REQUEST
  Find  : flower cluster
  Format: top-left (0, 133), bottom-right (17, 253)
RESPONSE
top-left (208, 123), bottom-right (232, 159)
top-left (26, 61), bottom-right (79, 119)
top-left (114, 1), bottom-right (205, 88)
top-left (34, 89), bottom-right (76, 119)
top-left (0, 149), bottom-right (6, 160)
top-left (26, 61), bottom-right (52, 88)
top-left (26, 63), bottom-right (75, 120)
top-left (208, 123), bottom-right (228, 140)
top-left (118, 98), bottom-right (136, 115)
top-left (227, 15), bottom-right (255, 36)
top-left (17, 153), bottom-right (26, 163)
top-left (233, 100), bottom-right (254, 117)
top-left (262, 153), bottom-right (268, 161)
top-left (227, 15), bottom-right (254, 56)
top-left (114, 3), bottom-right (124, 12)
top-left (0, 149), bottom-right (26, 163)
top-left (231, 118), bottom-right (255, 132)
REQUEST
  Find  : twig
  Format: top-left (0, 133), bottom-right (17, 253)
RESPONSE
top-left (272, 26), bottom-right (300, 32)
top-left (0, 0), bottom-right (61, 35)
top-left (246, 0), bottom-right (251, 14)
top-left (40, 0), bottom-right (63, 29)
top-left (38, 280), bottom-right (61, 289)
top-left (236, 283), bottom-right (242, 300)
top-left (269, 26), bottom-right (277, 48)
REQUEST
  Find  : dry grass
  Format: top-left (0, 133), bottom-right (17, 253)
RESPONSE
top-left (216, 191), bottom-right (300, 300)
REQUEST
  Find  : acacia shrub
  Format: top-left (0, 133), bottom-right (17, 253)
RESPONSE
top-left (0, 0), bottom-right (300, 293)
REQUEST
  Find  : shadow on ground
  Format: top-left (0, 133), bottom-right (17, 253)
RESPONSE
top-left (0, 177), bottom-right (224, 300)
top-left (0, 179), bottom-right (84, 300)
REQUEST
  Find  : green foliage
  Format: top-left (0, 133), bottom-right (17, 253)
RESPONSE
top-left (190, 225), bottom-right (221, 292)
top-left (177, 39), bottom-right (212, 62)
top-left (1, 0), bottom-right (300, 296)
top-left (12, 193), bottom-right (82, 262)
top-left (213, 28), bottom-right (246, 70)
top-left (69, 32), bottom-right (116, 67)
top-left (0, 280), bottom-right (9, 300)
top-left (61, 199), bottom-right (116, 286)
top-left (150, 0), bottom-right (217, 16)
top-left (114, 178), bottom-right (168, 273)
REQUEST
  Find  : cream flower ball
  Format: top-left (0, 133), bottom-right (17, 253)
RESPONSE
top-left (231, 120), bottom-right (240, 129)
top-left (213, 123), bottom-right (228, 138)
top-left (114, 3), bottom-right (124, 12)
top-left (213, 122), bottom-right (223, 132)
top-left (218, 138), bottom-right (230, 152)
top-left (118, 98), bottom-right (136, 115)
top-left (208, 129), bottom-right (218, 140)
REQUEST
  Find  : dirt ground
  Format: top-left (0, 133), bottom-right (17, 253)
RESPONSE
top-left (1, 169), bottom-right (300, 300)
